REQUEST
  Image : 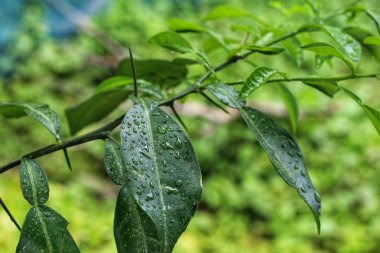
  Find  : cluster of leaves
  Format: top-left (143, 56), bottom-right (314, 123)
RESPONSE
top-left (1, 1), bottom-right (380, 252)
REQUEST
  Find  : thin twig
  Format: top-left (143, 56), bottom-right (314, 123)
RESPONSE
top-left (0, 198), bottom-right (21, 231)
top-left (169, 103), bottom-right (188, 131)
top-left (200, 92), bottom-right (229, 114)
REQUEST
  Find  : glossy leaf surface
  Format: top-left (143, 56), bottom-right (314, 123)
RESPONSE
top-left (120, 99), bottom-right (202, 252)
top-left (168, 18), bottom-right (206, 33)
top-left (19, 159), bottom-right (49, 206)
top-left (204, 5), bottom-right (250, 20)
top-left (302, 80), bottom-right (339, 97)
top-left (276, 84), bottom-right (298, 133)
top-left (240, 107), bottom-right (321, 232)
top-left (0, 102), bottom-right (61, 139)
top-left (301, 42), bottom-right (354, 72)
top-left (16, 205), bottom-right (79, 253)
top-left (114, 186), bottom-right (160, 253)
top-left (104, 139), bottom-right (125, 186)
top-left (149, 31), bottom-right (193, 53)
top-left (240, 67), bottom-right (279, 98)
top-left (206, 83), bottom-right (245, 109)
top-left (364, 36), bottom-right (380, 46)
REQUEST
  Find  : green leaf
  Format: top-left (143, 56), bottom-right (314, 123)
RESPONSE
top-left (365, 10), bottom-right (380, 35)
top-left (339, 86), bottom-right (362, 104)
top-left (240, 107), bottom-right (321, 233)
top-left (204, 5), bottom-right (250, 21)
top-left (0, 102), bottom-right (61, 140)
top-left (206, 83), bottom-right (245, 109)
top-left (194, 51), bottom-right (214, 72)
top-left (301, 42), bottom-right (354, 72)
top-left (120, 99), bottom-right (202, 252)
top-left (117, 59), bottom-right (188, 88)
top-left (149, 31), bottom-right (193, 53)
top-left (364, 36), bottom-right (380, 45)
top-left (19, 159), bottom-right (49, 206)
top-left (282, 37), bottom-right (303, 67)
top-left (104, 139), bottom-right (125, 186)
top-left (302, 80), bottom-right (339, 98)
top-left (66, 89), bottom-right (129, 135)
top-left (321, 25), bottom-right (361, 62)
top-left (275, 84), bottom-right (299, 133)
top-left (114, 186), bottom-right (161, 253)
top-left (16, 205), bottom-right (80, 253)
top-left (96, 76), bottom-right (133, 94)
top-left (168, 18), bottom-right (207, 33)
top-left (362, 105), bottom-right (380, 135)
top-left (242, 45), bottom-right (285, 55)
top-left (240, 67), bottom-right (279, 98)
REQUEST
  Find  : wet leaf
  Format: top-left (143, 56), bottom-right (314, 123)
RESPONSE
top-left (206, 83), bottom-right (245, 109)
top-left (16, 205), bottom-right (79, 253)
top-left (149, 31), bottom-right (193, 54)
top-left (104, 139), bottom-right (125, 186)
top-left (240, 107), bottom-right (321, 233)
top-left (120, 98), bottom-right (202, 252)
top-left (275, 84), bottom-right (299, 133)
top-left (301, 42), bottom-right (354, 72)
top-left (302, 80), bottom-right (339, 97)
top-left (114, 186), bottom-right (160, 253)
top-left (19, 159), bottom-right (49, 206)
top-left (240, 67), bottom-right (279, 98)
top-left (0, 102), bottom-right (61, 140)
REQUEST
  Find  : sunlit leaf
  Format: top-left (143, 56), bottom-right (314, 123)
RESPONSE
top-left (17, 205), bottom-right (79, 253)
top-left (114, 186), bottom-right (161, 253)
top-left (242, 45), bottom-right (285, 55)
top-left (204, 5), bottom-right (250, 21)
top-left (240, 67), bottom-right (279, 98)
top-left (240, 107), bottom-right (321, 232)
top-left (206, 83), bottom-right (245, 109)
top-left (120, 98), bottom-right (202, 252)
top-left (282, 37), bottom-right (303, 67)
top-left (301, 42), bottom-right (354, 72)
top-left (96, 76), bottom-right (133, 94)
top-left (168, 18), bottom-right (207, 33)
top-left (362, 105), bottom-right (380, 135)
top-left (302, 80), bottom-right (339, 97)
top-left (19, 159), bottom-right (49, 206)
top-left (104, 139), bottom-right (125, 186)
top-left (149, 31), bottom-right (193, 53)
top-left (275, 84), bottom-right (299, 133)
top-left (194, 51), bottom-right (214, 72)
top-left (339, 86), bottom-right (362, 104)
top-left (364, 36), bottom-right (380, 46)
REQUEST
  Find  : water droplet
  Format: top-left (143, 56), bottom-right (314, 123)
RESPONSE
top-left (132, 158), bottom-right (139, 165)
top-left (161, 142), bottom-right (174, 150)
top-left (174, 151), bottom-right (180, 159)
top-left (157, 126), bottom-right (166, 134)
top-left (175, 180), bottom-right (182, 187)
top-left (145, 191), bottom-right (154, 201)
top-left (164, 186), bottom-right (178, 195)
top-left (175, 138), bottom-right (183, 148)
top-left (314, 191), bottom-right (321, 203)
top-left (300, 170), bottom-right (306, 177)
top-left (293, 164), bottom-right (299, 170)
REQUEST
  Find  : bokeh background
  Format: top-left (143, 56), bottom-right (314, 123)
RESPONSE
top-left (1, 0), bottom-right (380, 252)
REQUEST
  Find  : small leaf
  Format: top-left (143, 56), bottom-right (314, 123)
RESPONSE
top-left (194, 51), bottom-right (214, 72)
top-left (96, 76), bottom-right (133, 94)
top-left (104, 139), bottom-right (125, 186)
top-left (168, 18), bottom-right (207, 33)
top-left (120, 99), bottom-right (202, 252)
top-left (321, 25), bottom-right (362, 62)
top-left (149, 31), bottom-right (193, 54)
top-left (282, 37), bottom-right (303, 67)
top-left (19, 159), bottom-right (49, 206)
top-left (242, 45), bottom-right (285, 55)
top-left (275, 84), bottom-right (299, 133)
top-left (365, 10), bottom-right (380, 35)
top-left (362, 105), bottom-right (380, 135)
top-left (240, 107), bottom-right (321, 232)
top-left (0, 102), bottom-right (61, 140)
top-left (117, 59), bottom-right (188, 88)
top-left (240, 67), bottom-right (279, 98)
top-left (17, 205), bottom-right (80, 253)
top-left (302, 80), bottom-right (339, 97)
top-left (339, 86), bottom-right (362, 104)
top-left (204, 5), bottom-right (250, 21)
top-left (301, 42), bottom-right (354, 72)
top-left (206, 83), bottom-right (245, 109)
top-left (114, 186), bottom-right (161, 253)
top-left (364, 36), bottom-right (380, 46)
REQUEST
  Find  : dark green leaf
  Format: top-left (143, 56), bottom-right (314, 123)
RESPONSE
top-left (302, 80), bottom-right (339, 97)
top-left (275, 84), bottom-right (299, 133)
top-left (240, 67), bottom-right (279, 98)
top-left (206, 83), bottom-right (245, 109)
top-left (16, 205), bottom-right (79, 253)
top-left (120, 99), bottom-right (202, 252)
top-left (96, 76), bottom-right (133, 94)
top-left (321, 25), bottom-right (361, 62)
top-left (114, 186), bottom-right (160, 253)
top-left (362, 105), bottom-right (380, 135)
top-left (171, 58), bottom-right (198, 65)
top-left (242, 45), bottom-right (285, 55)
top-left (168, 18), bottom-right (206, 33)
top-left (149, 31), bottom-right (193, 53)
top-left (117, 59), bottom-right (188, 88)
top-left (240, 107), bottom-right (321, 233)
top-left (19, 159), bottom-right (49, 206)
top-left (364, 36), bottom-right (380, 45)
top-left (301, 42), bottom-right (354, 72)
top-left (104, 139), bottom-right (125, 186)
top-left (0, 102), bottom-right (61, 140)
top-left (204, 5), bottom-right (250, 21)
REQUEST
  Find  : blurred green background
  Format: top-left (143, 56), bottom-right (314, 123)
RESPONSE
top-left (1, 0), bottom-right (380, 252)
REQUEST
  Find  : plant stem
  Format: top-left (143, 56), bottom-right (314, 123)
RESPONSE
top-left (0, 197), bottom-right (21, 231)
top-left (128, 44), bottom-right (138, 97)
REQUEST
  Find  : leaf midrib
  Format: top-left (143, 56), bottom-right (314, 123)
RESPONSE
top-left (35, 207), bottom-right (53, 253)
